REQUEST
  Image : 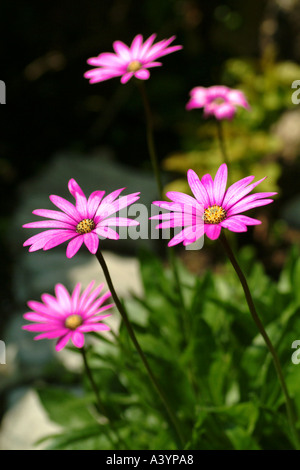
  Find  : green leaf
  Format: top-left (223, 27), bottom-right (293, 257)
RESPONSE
top-left (37, 387), bottom-right (96, 428)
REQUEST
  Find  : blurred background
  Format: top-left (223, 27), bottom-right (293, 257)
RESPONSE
top-left (1, 0), bottom-right (300, 448)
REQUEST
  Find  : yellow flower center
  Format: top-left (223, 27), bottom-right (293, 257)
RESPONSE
top-left (65, 314), bottom-right (83, 330)
top-left (213, 97), bottom-right (226, 105)
top-left (127, 60), bottom-right (142, 72)
top-left (76, 219), bottom-right (95, 234)
top-left (203, 205), bottom-right (227, 224)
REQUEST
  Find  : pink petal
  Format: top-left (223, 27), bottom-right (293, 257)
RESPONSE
top-left (130, 34), bottom-right (143, 59)
top-left (23, 323), bottom-right (60, 332)
top-left (55, 284), bottom-right (72, 311)
top-left (151, 44), bottom-right (182, 59)
top-left (187, 170), bottom-right (210, 207)
top-left (79, 324), bottom-right (110, 332)
top-left (88, 52), bottom-right (124, 67)
top-left (144, 61), bottom-right (162, 68)
top-left (204, 224), bottom-right (221, 240)
top-left (27, 300), bottom-right (52, 315)
top-left (43, 231), bottom-right (77, 251)
top-left (229, 198), bottom-right (275, 215)
top-left (213, 164), bottom-right (228, 206)
top-left (140, 34), bottom-right (157, 58)
top-left (144, 36), bottom-right (182, 62)
top-left (227, 89), bottom-right (250, 110)
top-left (165, 191), bottom-right (198, 207)
top-left (227, 192), bottom-right (276, 216)
top-left (86, 309), bottom-right (112, 320)
top-left (96, 226), bottom-right (119, 240)
top-left (71, 283), bottom-right (82, 312)
top-left (82, 284), bottom-right (105, 312)
top-left (222, 176), bottom-right (256, 208)
top-left (156, 212), bottom-right (198, 229)
top-left (66, 235), bottom-right (84, 258)
top-left (113, 40), bottom-right (131, 60)
top-left (49, 195), bottom-right (82, 222)
top-left (84, 69), bottom-right (123, 83)
top-left (186, 87), bottom-right (207, 109)
top-left (23, 220), bottom-right (75, 229)
top-left (68, 179), bottom-right (88, 218)
top-left (85, 292), bottom-right (112, 317)
top-left (23, 229), bottom-right (63, 247)
top-left (86, 305), bottom-right (113, 319)
top-left (99, 217), bottom-right (139, 227)
top-left (28, 238), bottom-right (53, 252)
top-left (40, 294), bottom-right (66, 315)
top-left (121, 72), bottom-right (134, 84)
top-left (56, 332), bottom-right (72, 351)
top-left (134, 69), bottom-right (150, 80)
top-left (32, 208), bottom-right (76, 224)
top-left (33, 329), bottom-right (68, 340)
top-left (232, 215), bottom-right (261, 226)
top-left (223, 177), bottom-right (268, 210)
top-left (71, 331), bottom-right (85, 348)
top-left (83, 232), bottom-right (99, 254)
top-left (23, 312), bottom-right (61, 323)
top-left (168, 224), bottom-right (204, 247)
top-left (152, 201), bottom-right (186, 213)
top-left (99, 188), bottom-right (125, 206)
top-left (201, 174), bottom-right (215, 205)
top-left (97, 192), bottom-right (140, 219)
top-left (207, 86), bottom-right (230, 100)
top-left (78, 281), bottom-right (96, 310)
top-left (214, 103), bottom-right (236, 120)
top-left (87, 191), bottom-right (105, 219)
top-left (220, 218), bottom-right (247, 232)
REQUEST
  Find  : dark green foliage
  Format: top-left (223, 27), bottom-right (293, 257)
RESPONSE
top-left (37, 245), bottom-right (300, 449)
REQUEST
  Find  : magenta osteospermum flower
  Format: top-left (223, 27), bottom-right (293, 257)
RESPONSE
top-left (151, 164), bottom-right (276, 246)
top-left (186, 85), bottom-right (250, 120)
top-left (84, 33), bottom-right (182, 85)
top-left (22, 282), bottom-right (113, 351)
top-left (23, 179), bottom-right (140, 258)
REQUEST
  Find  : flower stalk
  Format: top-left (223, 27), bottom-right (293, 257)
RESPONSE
top-left (138, 80), bottom-right (163, 199)
top-left (80, 346), bottom-right (126, 448)
top-left (219, 231), bottom-right (300, 450)
top-left (216, 119), bottom-right (230, 170)
top-left (95, 248), bottom-right (186, 448)
top-left (80, 346), bottom-right (108, 417)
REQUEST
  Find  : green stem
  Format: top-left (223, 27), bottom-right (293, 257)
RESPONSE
top-left (137, 80), bottom-right (163, 199)
top-left (168, 248), bottom-right (189, 340)
top-left (216, 120), bottom-right (230, 169)
top-left (95, 249), bottom-right (186, 448)
top-left (80, 346), bottom-right (125, 448)
top-left (80, 346), bottom-right (107, 416)
top-left (219, 232), bottom-right (300, 449)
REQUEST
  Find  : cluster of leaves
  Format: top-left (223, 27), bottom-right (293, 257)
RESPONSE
top-left (36, 244), bottom-right (300, 450)
top-left (163, 55), bottom-right (300, 195)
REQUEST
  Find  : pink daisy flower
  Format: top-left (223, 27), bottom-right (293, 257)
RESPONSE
top-left (186, 85), bottom-right (250, 120)
top-left (84, 33), bottom-right (182, 85)
top-left (23, 179), bottom-right (140, 258)
top-left (151, 163), bottom-right (276, 246)
top-left (23, 282), bottom-right (113, 351)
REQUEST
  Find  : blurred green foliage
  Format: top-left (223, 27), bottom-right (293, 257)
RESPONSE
top-left (36, 244), bottom-right (300, 450)
top-left (163, 53), bottom-right (300, 195)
